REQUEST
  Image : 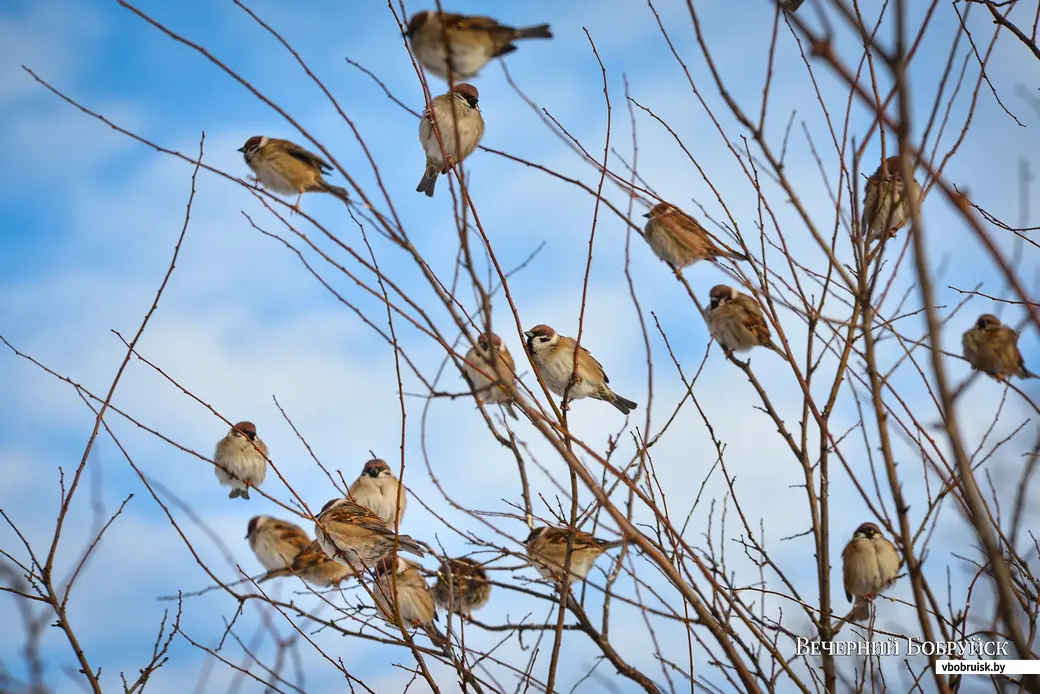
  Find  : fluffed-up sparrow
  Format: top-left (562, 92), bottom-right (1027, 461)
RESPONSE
top-left (463, 332), bottom-right (519, 420)
top-left (642, 202), bottom-right (747, 270)
top-left (861, 155), bottom-right (922, 242)
top-left (525, 526), bottom-right (624, 581)
top-left (962, 313), bottom-right (1036, 381)
top-left (372, 556), bottom-right (437, 629)
top-left (238, 136), bottom-right (350, 212)
top-left (703, 284), bottom-right (785, 357)
top-left (349, 458), bottom-right (407, 528)
top-left (431, 556), bottom-right (492, 617)
top-left (525, 324), bottom-right (637, 414)
top-left (842, 522), bottom-right (900, 622)
top-left (214, 421), bottom-right (267, 500)
top-left (416, 83), bottom-right (485, 197)
top-left (246, 515), bottom-right (310, 572)
top-left (314, 498), bottom-right (426, 571)
top-left (406, 10), bottom-right (552, 80)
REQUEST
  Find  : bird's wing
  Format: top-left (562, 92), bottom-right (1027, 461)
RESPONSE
top-left (567, 340), bottom-right (607, 384)
top-left (442, 13), bottom-right (511, 34)
top-left (734, 294), bottom-right (773, 343)
top-left (841, 540), bottom-right (860, 602)
top-left (280, 140), bottom-right (334, 173)
top-left (274, 521), bottom-right (311, 551)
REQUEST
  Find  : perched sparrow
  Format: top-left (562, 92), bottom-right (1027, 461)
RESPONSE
top-left (431, 557), bottom-right (492, 617)
top-left (842, 522), bottom-right (900, 622)
top-left (416, 83), bottom-right (485, 197)
top-left (237, 136), bottom-right (350, 212)
top-left (246, 516), bottom-right (310, 572)
top-left (962, 314), bottom-right (1036, 381)
top-left (526, 526), bottom-right (624, 581)
top-left (463, 332), bottom-right (519, 420)
top-left (642, 202), bottom-right (747, 270)
top-left (703, 284), bottom-right (785, 357)
top-left (213, 421), bottom-right (267, 500)
top-left (861, 155), bottom-right (923, 242)
top-left (349, 458), bottom-right (406, 528)
top-left (260, 539), bottom-right (356, 587)
top-left (406, 10), bottom-right (552, 81)
top-left (524, 325), bottom-right (637, 414)
top-left (314, 499), bottom-right (426, 571)
top-left (372, 556), bottom-right (437, 629)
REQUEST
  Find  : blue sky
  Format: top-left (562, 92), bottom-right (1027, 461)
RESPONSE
top-left (1, 1), bottom-right (1038, 692)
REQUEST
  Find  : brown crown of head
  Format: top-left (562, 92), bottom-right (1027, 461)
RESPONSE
top-left (405, 10), bottom-right (429, 38)
top-left (644, 201), bottom-right (677, 219)
top-left (232, 421), bottom-right (258, 439)
top-left (709, 284), bottom-right (736, 304)
top-left (975, 314), bottom-right (1001, 330)
top-left (362, 458), bottom-right (391, 477)
top-left (238, 136), bottom-right (264, 153)
top-left (452, 83), bottom-right (479, 106)
top-left (854, 522), bottom-right (882, 538)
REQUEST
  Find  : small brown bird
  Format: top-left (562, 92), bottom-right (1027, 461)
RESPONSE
top-left (525, 325), bottom-right (637, 414)
top-left (314, 498), bottom-right (426, 571)
top-left (260, 539), bottom-right (356, 587)
top-left (246, 516), bottom-right (310, 572)
top-left (213, 421), bottom-right (267, 500)
top-left (349, 458), bottom-right (407, 528)
top-left (406, 10), bottom-right (552, 81)
top-left (372, 556), bottom-right (438, 629)
top-left (703, 285), bottom-right (785, 357)
top-left (642, 202), bottom-right (747, 270)
top-left (431, 557), bottom-right (492, 617)
top-left (416, 83), bottom-right (485, 197)
top-left (861, 155), bottom-right (923, 242)
top-left (962, 314), bottom-right (1036, 381)
top-left (526, 526), bottom-right (624, 581)
top-left (842, 522), bottom-right (900, 622)
top-left (463, 333), bottom-right (519, 420)
top-left (238, 136), bottom-right (349, 212)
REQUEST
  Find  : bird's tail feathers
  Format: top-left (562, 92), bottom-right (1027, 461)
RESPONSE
top-left (416, 165), bottom-right (438, 197)
top-left (605, 389), bottom-right (638, 415)
top-left (766, 340), bottom-right (787, 358)
top-left (393, 535), bottom-right (429, 558)
top-left (502, 401), bottom-right (520, 420)
top-left (514, 24), bottom-right (553, 40)
top-left (318, 180), bottom-right (351, 203)
top-left (258, 568), bottom-right (291, 584)
top-left (850, 599), bottom-right (871, 622)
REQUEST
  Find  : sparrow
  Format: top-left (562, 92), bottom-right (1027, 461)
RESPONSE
top-left (962, 314), bottom-right (1036, 381)
top-left (431, 557), bottom-right (492, 617)
top-left (526, 526), bottom-right (624, 581)
top-left (237, 136), bottom-right (350, 212)
top-left (463, 332), bottom-right (519, 420)
top-left (245, 516), bottom-right (310, 572)
top-left (524, 324), bottom-right (637, 414)
top-left (642, 202), bottom-right (747, 270)
top-left (260, 539), bottom-right (356, 587)
top-left (314, 498), bottom-right (426, 571)
top-left (861, 155), bottom-right (923, 242)
top-left (213, 421), bottom-right (267, 500)
top-left (349, 458), bottom-right (407, 528)
top-left (703, 284), bottom-right (786, 357)
top-left (371, 556), bottom-right (438, 630)
top-left (416, 83), bottom-right (485, 197)
top-left (406, 10), bottom-right (552, 81)
top-left (842, 522), bottom-right (900, 622)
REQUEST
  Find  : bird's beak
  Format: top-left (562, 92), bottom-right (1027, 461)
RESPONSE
top-left (642, 212), bottom-right (651, 218)
top-left (367, 469), bottom-right (379, 478)
top-left (243, 532), bottom-right (249, 539)
top-left (524, 331), bottom-right (534, 339)
top-left (236, 146), bottom-right (246, 152)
